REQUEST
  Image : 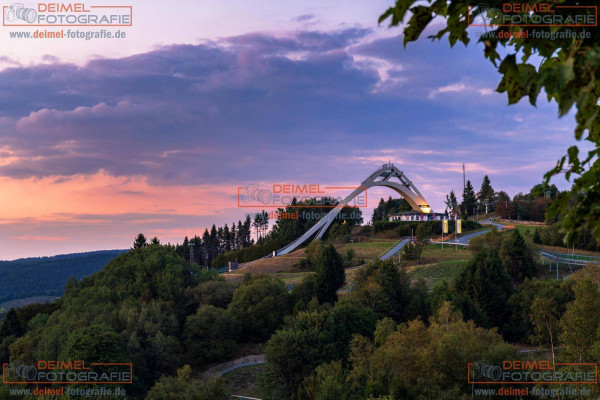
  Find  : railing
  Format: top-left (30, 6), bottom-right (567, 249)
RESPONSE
top-left (204, 354), bottom-right (266, 377)
top-left (540, 250), bottom-right (600, 266)
top-left (380, 237), bottom-right (413, 261)
top-left (540, 250), bottom-right (600, 279)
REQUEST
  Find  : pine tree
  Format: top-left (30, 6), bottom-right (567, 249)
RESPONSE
top-left (532, 228), bottom-right (542, 245)
top-left (231, 223), bottom-right (237, 250)
top-left (133, 233), bottom-right (147, 249)
top-left (202, 229), bottom-right (210, 266)
top-left (209, 225), bottom-right (218, 265)
top-left (243, 216), bottom-right (252, 247)
top-left (315, 245), bottom-right (345, 304)
top-left (217, 227), bottom-right (224, 253)
top-left (261, 211), bottom-right (269, 239)
top-left (452, 249), bottom-right (514, 329)
top-left (182, 236), bottom-right (190, 261)
top-left (253, 213), bottom-right (261, 241)
top-left (236, 221), bottom-right (244, 248)
top-left (445, 190), bottom-right (458, 215)
top-left (461, 180), bottom-right (477, 217)
top-left (191, 235), bottom-right (202, 265)
top-left (372, 198), bottom-right (386, 222)
top-left (0, 308), bottom-right (23, 339)
top-left (500, 229), bottom-right (535, 286)
top-left (478, 175), bottom-right (495, 213)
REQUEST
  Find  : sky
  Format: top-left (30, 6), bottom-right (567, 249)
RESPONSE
top-left (0, 0), bottom-right (583, 259)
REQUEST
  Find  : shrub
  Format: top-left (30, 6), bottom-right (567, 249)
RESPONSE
top-left (184, 305), bottom-right (238, 362)
top-left (228, 276), bottom-right (290, 342)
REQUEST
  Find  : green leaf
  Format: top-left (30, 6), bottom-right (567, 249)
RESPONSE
top-left (378, 0), bottom-right (414, 27)
top-left (403, 6), bottom-right (434, 47)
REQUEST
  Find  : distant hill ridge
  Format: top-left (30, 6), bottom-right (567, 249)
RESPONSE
top-left (0, 249), bottom-right (128, 304)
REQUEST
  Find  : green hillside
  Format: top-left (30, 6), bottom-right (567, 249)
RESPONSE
top-left (0, 250), bottom-right (127, 304)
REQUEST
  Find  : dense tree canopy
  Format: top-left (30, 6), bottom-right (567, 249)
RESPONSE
top-left (227, 275), bottom-right (290, 342)
top-left (451, 249), bottom-right (514, 330)
top-left (353, 259), bottom-right (411, 321)
top-left (499, 229), bottom-right (535, 285)
top-left (4, 246), bottom-right (219, 396)
top-left (264, 301), bottom-right (377, 399)
top-left (314, 245), bottom-right (345, 304)
top-left (184, 305), bottom-right (238, 362)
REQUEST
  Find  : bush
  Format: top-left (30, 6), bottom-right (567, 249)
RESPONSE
top-left (353, 259), bottom-right (410, 321)
top-left (415, 224), bottom-right (430, 241)
top-left (329, 222), bottom-right (351, 240)
top-left (145, 365), bottom-right (227, 400)
top-left (290, 274), bottom-right (317, 312)
top-left (299, 240), bottom-right (325, 270)
top-left (183, 305), bottom-right (238, 362)
top-left (264, 301), bottom-right (377, 399)
top-left (468, 228), bottom-right (503, 254)
top-left (532, 228), bottom-right (542, 244)
top-left (401, 242), bottom-right (422, 261)
top-left (345, 248), bottom-right (355, 261)
top-left (228, 276), bottom-right (290, 342)
top-left (185, 281), bottom-right (235, 310)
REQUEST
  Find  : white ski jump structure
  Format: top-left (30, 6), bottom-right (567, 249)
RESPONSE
top-left (275, 163), bottom-right (431, 256)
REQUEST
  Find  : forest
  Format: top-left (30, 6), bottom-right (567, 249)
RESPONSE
top-left (0, 250), bottom-right (126, 305)
top-left (170, 197), bottom-right (363, 269)
top-left (0, 225), bottom-right (599, 399)
top-left (0, 185), bottom-right (598, 399)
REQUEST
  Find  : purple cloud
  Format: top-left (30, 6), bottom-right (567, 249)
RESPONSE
top-left (0, 28), bottom-right (577, 197)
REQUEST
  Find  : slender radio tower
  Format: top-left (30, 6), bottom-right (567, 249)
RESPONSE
top-left (462, 163), bottom-right (466, 189)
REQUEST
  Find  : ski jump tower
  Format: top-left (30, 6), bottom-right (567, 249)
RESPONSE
top-left (275, 163), bottom-right (431, 256)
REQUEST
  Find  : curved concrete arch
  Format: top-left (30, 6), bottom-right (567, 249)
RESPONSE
top-left (275, 163), bottom-right (431, 256)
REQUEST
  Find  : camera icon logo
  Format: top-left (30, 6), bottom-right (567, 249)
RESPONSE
top-left (5, 360), bottom-right (38, 381)
top-left (471, 3), bottom-right (503, 26)
top-left (5, 3), bottom-right (37, 23)
top-left (471, 360), bottom-right (502, 381)
top-left (239, 184), bottom-right (273, 205)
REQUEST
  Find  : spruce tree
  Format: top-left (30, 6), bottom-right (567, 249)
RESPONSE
top-left (315, 245), bottom-right (345, 304)
top-left (451, 249), bottom-right (514, 330)
top-left (0, 308), bottom-right (23, 339)
top-left (461, 180), bottom-right (477, 217)
top-left (500, 229), bottom-right (535, 286)
top-left (133, 233), bottom-right (147, 249)
top-left (532, 228), bottom-right (542, 245)
top-left (478, 175), bottom-right (495, 213)
top-left (445, 190), bottom-right (458, 215)
top-left (372, 198), bottom-right (386, 222)
top-left (230, 223), bottom-right (237, 250)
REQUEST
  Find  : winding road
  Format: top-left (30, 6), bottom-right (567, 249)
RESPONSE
top-left (433, 220), bottom-right (503, 246)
